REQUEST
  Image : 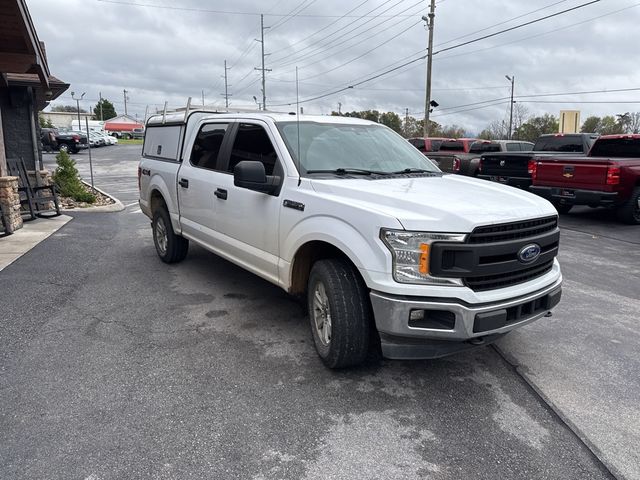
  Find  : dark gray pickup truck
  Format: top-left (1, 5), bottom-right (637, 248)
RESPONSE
top-left (429, 140), bottom-right (533, 177)
top-left (478, 133), bottom-right (598, 189)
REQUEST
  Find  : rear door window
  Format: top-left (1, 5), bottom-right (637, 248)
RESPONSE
top-left (190, 123), bottom-right (229, 170)
top-left (506, 143), bottom-right (520, 151)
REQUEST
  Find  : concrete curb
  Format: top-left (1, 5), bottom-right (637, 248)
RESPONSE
top-left (62, 181), bottom-right (126, 213)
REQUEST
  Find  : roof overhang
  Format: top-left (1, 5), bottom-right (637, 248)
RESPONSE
top-left (0, 0), bottom-right (51, 87)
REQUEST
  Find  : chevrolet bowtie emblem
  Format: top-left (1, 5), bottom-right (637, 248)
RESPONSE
top-left (563, 172), bottom-right (574, 178)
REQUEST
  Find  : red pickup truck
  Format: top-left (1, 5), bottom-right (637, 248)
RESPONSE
top-left (529, 134), bottom-right (640, 224)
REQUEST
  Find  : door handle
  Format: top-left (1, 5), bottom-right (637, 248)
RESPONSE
top-left (179, 178), bottom-right (189, 188)
top-left (214, 188), bottom-right (227, 200)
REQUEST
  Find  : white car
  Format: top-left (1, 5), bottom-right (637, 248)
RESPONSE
top-left (138, 112), bottom-right (562, 368)
top-left (94, 131), bottom-right (117, 145)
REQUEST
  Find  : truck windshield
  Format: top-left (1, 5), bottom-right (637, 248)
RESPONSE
top-left (276, 122), bottom-right (440, 175)
top-left (589, 138), bottom-right (640, 157)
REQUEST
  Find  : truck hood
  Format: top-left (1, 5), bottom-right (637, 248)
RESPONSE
top-left (310, 174), bottom-right (556, 232)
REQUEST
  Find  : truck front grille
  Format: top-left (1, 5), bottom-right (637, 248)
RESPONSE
top-left (464, 260), bottom-right (555, 292)
top-left (430, 216), bottom-right (560, 292)
top-left (468, 216), bottom-right (558, 244)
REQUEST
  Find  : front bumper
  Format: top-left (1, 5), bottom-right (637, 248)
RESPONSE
top-left (370, 279), bottom-right (562, 359)
top-left (530, 186), bottom-right (618, 207)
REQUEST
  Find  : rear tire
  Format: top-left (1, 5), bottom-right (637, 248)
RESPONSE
top-left (616, 187), bottom-right (640, 224)
top-left (307, 259), bottom-right (371, 369)
top-left (58, 144), bottom-right (69, 153)
top-left (152, 207), bottom-right (188, 263)
top-left (552, 202), bottom-right (573, 215)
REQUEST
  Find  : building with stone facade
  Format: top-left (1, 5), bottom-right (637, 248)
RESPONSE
top-left (1, 0), bottom-right (69, 232)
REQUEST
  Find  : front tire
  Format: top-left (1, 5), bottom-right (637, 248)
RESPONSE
top-left (58, 144), bottom-right (69, 153)
top-left (152, 207), bottom-right (188, 263)
top-left (616, 187), bottom-right (640, 224)
top-left (307, 259), bottom-right (371, 369)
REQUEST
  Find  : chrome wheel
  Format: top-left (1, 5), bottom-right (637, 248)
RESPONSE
top-left (312, 281), bottom-right (332, 346)
top-left (154, 216), bottom-right (168, 256)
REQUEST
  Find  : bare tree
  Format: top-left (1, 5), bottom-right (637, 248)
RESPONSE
top-left (512, 103), bottom-right (530, 136)
top-left (620, 111), bottom-right (640, 133)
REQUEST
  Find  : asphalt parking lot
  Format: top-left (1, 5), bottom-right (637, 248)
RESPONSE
top-left (0, 145), bottom-right (637, 479)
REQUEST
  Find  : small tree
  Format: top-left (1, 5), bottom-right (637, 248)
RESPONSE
top-left (38, 114), bottom-right (54, 128)
top-left (52, 150), bottom-right (96, 203)
top-left (93, 98), bottom-right (117, 121)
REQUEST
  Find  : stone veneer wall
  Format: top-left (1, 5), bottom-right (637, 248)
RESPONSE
top-left (0, 176), bottom-right (23, 234)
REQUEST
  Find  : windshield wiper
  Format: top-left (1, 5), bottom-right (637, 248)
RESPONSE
top-left (305, 168), bottom-right (389, 175)
top-left (391, 168), bottom-right (433, 174)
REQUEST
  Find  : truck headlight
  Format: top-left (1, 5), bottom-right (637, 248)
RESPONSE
top-left (381, 229), bottom-right (467, 286)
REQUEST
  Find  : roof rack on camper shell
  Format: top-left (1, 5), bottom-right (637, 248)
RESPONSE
top-left (145, 97), bottom-right (273, 127)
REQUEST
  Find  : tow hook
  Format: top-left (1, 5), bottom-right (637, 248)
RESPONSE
top-left (468, 337), bottom-right (485, 345)
top-left (544, 311), bottom-right (553, 317)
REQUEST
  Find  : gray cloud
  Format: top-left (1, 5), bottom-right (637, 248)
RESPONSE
top-left (30, 0), bottom-right (640, 133)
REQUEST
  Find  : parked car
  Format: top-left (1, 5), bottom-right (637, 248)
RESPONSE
top-left (138, 112), bottom-right (562, 368)
top-left (478, 133), bottom-right (599, 189)
top-left (529, 134), bottom-right (640, 223)
top-left (40, 127), bottom-right (88, 154)
top-left (408, 137), bottom-right (453, 153)
top-left (428, 140), bottom-right (535, 176)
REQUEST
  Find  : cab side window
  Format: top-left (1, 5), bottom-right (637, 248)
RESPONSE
top-left (506, 143), bottom-right (520, 151)
top-left (190, 123), bottom-right (229, 170)
top-left (228, 124), bottom-right (277, 175)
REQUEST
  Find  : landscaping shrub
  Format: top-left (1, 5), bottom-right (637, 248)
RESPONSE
top-left (52, 150), bottom-right (96, 203)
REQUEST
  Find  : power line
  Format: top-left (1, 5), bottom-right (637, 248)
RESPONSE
top-left (278, 6), bottom-right (426, 76)
top-left (95, 0), bottom-right (419, 17)
top-left (270, 0), bottom-right (602, 106)
top-left (435, 0), bottom-right (570, 48)
top-left (268, 0), bottom-right (318, 33)
top-left (269, 0), bottom-right (406, 67)
top-left (295, 18), bottom-right (424, 81)
top-left (433, 0), bottom-right (600, 56)
top-left (267, 0), bottom-right (369, 57)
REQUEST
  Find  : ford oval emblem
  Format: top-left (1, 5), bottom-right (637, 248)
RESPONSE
top-left (518, 243), bottom-right (541, 263)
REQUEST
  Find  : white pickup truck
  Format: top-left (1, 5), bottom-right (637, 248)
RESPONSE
top-left (138, 111), bottom-right (562, 368)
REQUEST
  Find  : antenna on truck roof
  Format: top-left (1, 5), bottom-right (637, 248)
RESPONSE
top-left (296, 67), bottom-right (302, 187)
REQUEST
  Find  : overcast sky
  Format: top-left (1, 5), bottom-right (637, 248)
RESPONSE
top-left (29, 0), bottom-right (640, 133)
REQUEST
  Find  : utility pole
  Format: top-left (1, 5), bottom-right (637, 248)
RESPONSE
top-left (123, 89), bottom-right (129, 116)
top-left (222, 60), bottom-right (232, 108)
top-left (99, 91), bottom-right (104, 121)
top-left (254, 14), bottom-right (271, 110)
top-left (202, 90), bottom-right (205, 108)
top-left (423, 0), bottom-right (436, 138)
top-left (506, 75), bottom-right (515, 139)
top-left (405, 108), bottom-right (409, 137)
top-left (338, 102), bottom-right (342, 115)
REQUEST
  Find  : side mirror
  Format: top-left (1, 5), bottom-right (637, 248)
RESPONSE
top-left (234, 160), bottom-right (279, 194)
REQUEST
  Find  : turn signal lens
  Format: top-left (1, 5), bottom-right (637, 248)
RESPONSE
top-left (419, 243), bottom-right (430, 274)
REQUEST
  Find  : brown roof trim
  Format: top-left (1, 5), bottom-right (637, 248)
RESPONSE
top-left (15, 0), bottom-right (50, 85)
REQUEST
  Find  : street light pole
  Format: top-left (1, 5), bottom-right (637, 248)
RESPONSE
top-left (71, 91), bottom-right (86, 130)
top-left (505, 75), bottom-right (514, 139)
top-left (423, 0), bottom-right (436, 138)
